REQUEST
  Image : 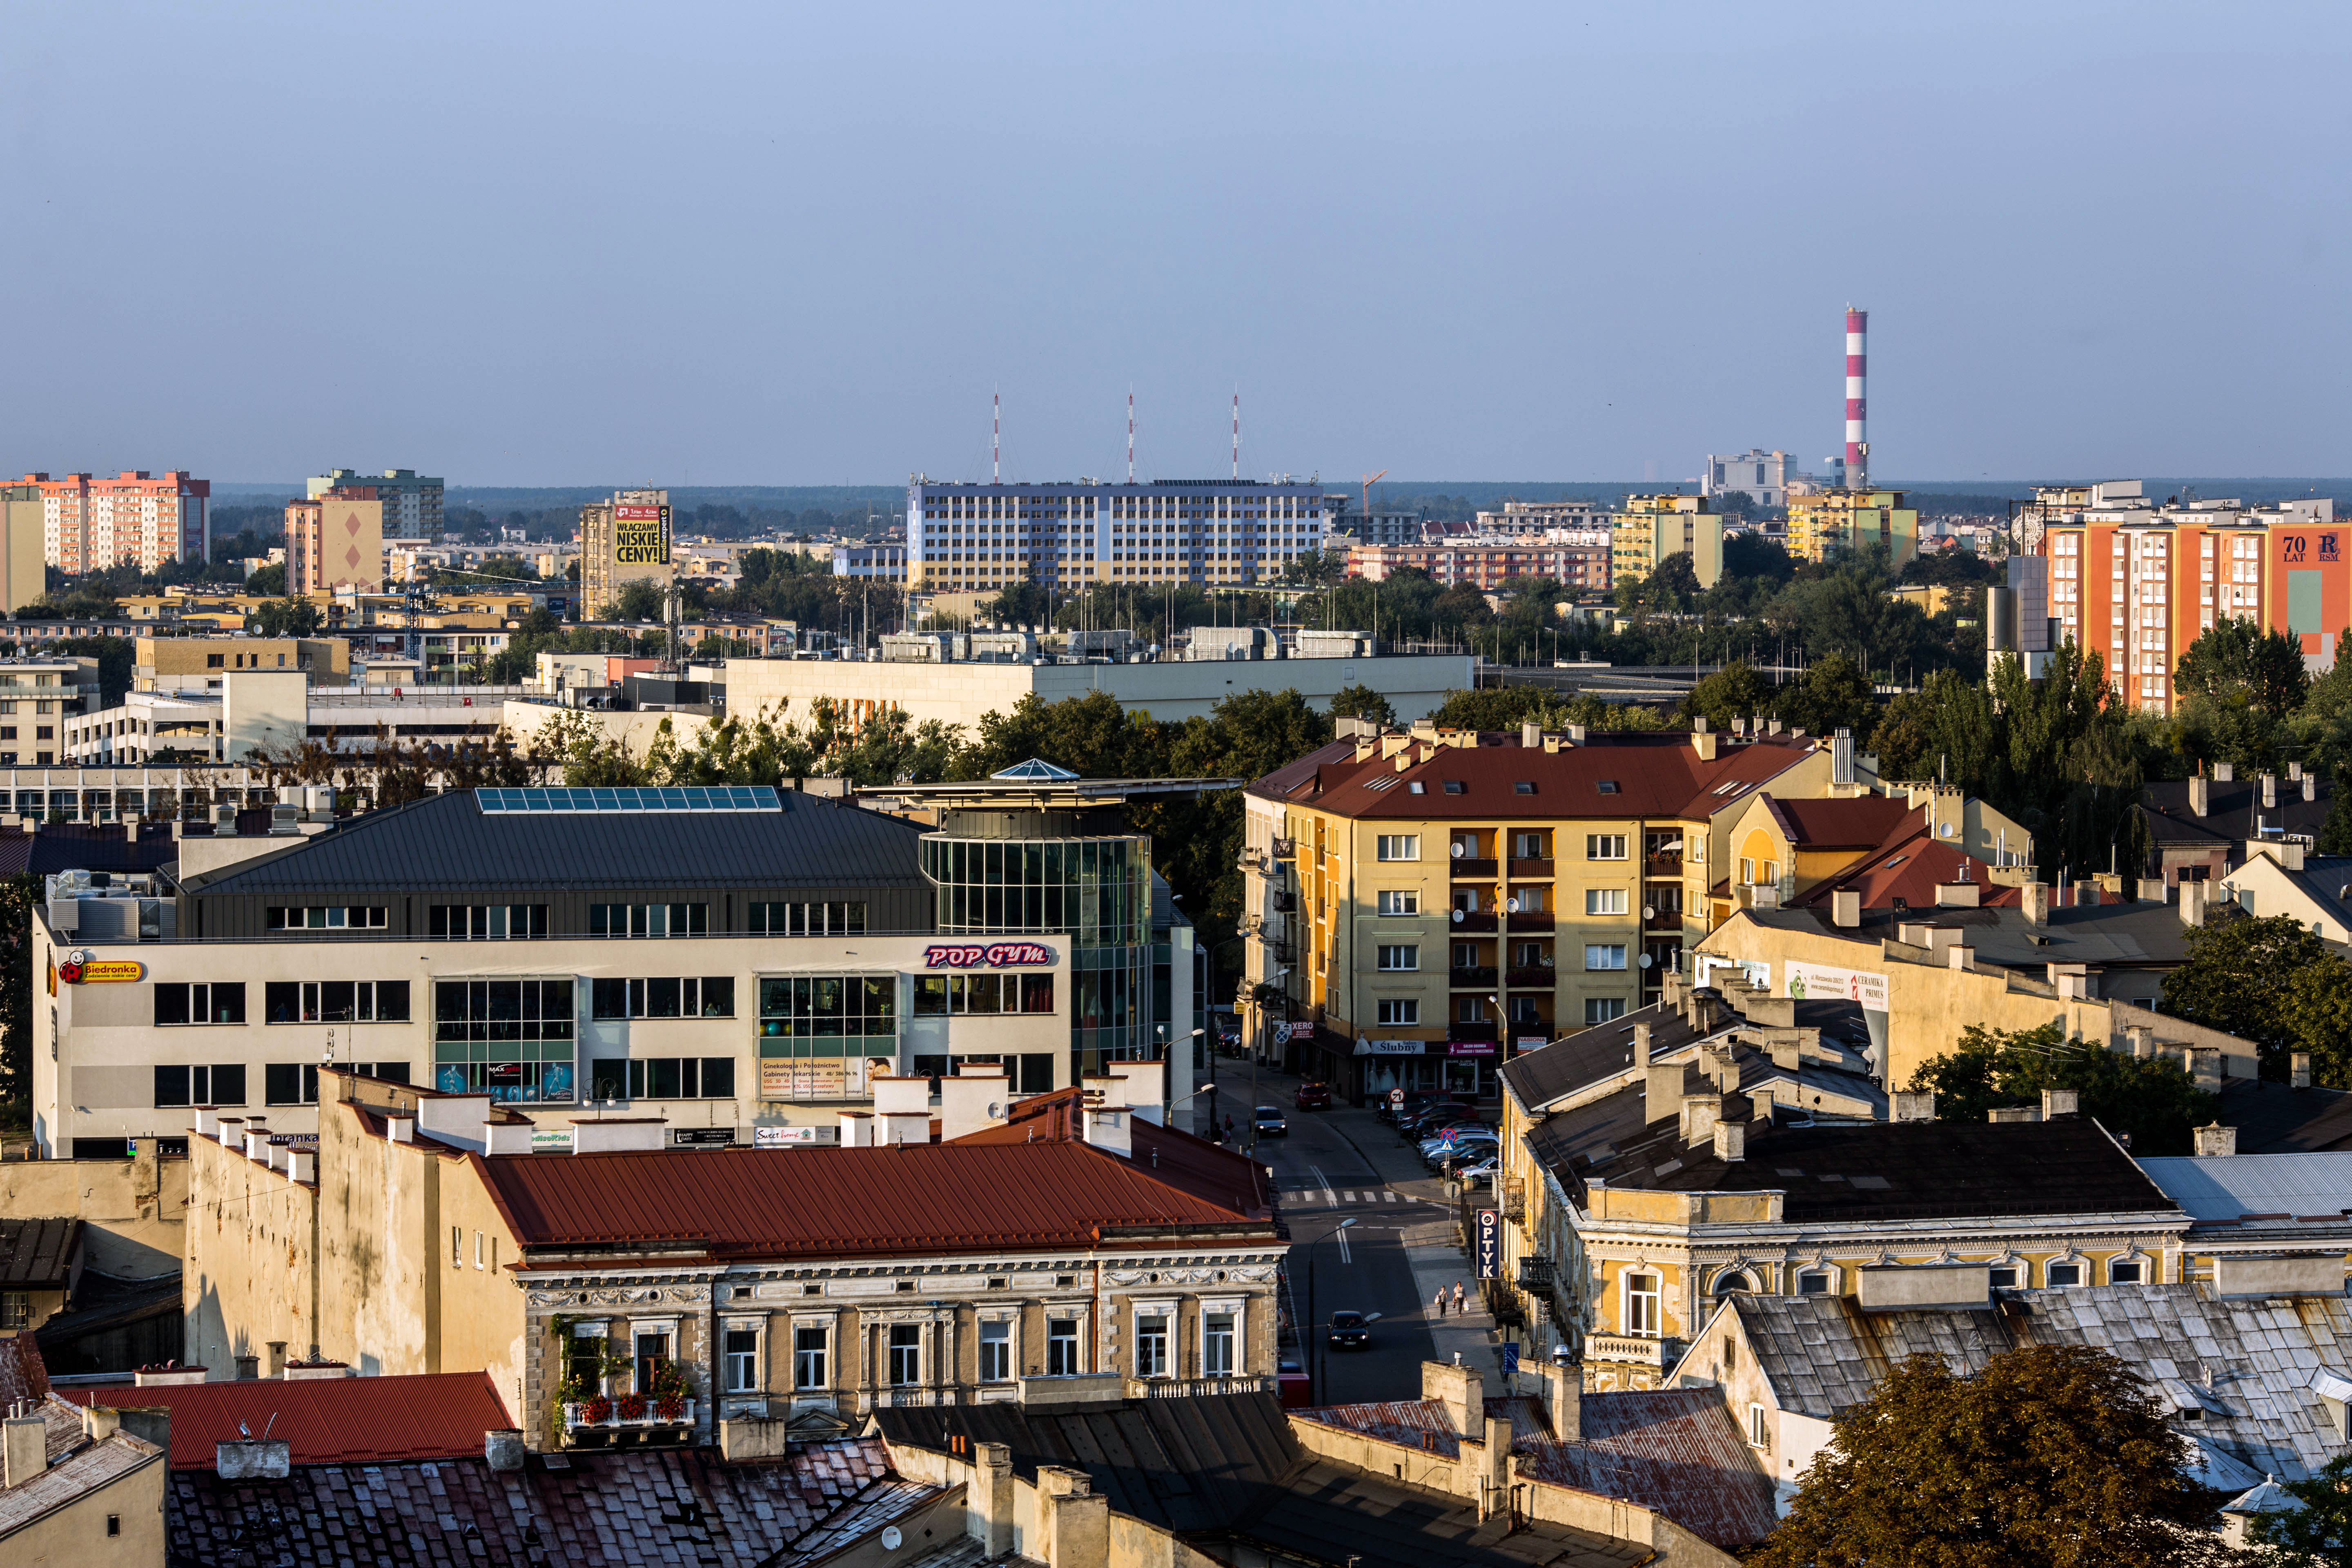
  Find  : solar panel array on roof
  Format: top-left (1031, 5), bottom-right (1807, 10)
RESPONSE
top-left (475, 786), bottom-right (780, 813)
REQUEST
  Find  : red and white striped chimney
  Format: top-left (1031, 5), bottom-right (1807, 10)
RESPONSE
top-left (1844, 307), bottom-right (1868, 491)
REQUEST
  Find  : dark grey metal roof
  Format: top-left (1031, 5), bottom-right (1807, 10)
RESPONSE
top-left (0, 1217), bottom-right (80, 1287)
top-left (1740, 899), bottom-right (2198, 975)
top-left (182, 789), bottom-right (931, 896)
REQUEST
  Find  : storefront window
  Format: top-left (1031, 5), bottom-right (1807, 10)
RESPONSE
top-left (433, 978), bottom-right (576, 1101)
top-left (757, 974), bottom-right (898, 1101)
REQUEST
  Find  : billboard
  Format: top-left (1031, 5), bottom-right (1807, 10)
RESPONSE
top-left (1783, 960), bottom-right (1889, 1011)
top-left (613, 503), bottom-right (671, 566)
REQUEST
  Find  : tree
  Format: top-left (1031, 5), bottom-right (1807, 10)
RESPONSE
top-left (1871, 668), bottom-right (2001, 791)
top-left (979, 574), bottom-right (1053, 628)
top-left (248, 597), bottom-right (321, 638)
top-left (2161, 912), bottom-right (2340, 1066)
top-left (610, 580), bottom-right (666, 622)
top-left (1720, 532), bottom-right (1795, 587)
top-left (2252, 1451), bottom-right (2352, 1564)
top-left (1328, 683), bottom-right (1396, 728)
top-left (1776, 651), bottom-right (1875, 740)
top-left (53, 636), bottom-right (136, 707)
top-left (245, 562), bottom-right (286, 596)
top-left (1906, 1022), bottom-right (2217, 1155)
top-left (1749, 1344), bottom-right (2243, 1567)
top-left (1681, 661), bottom-right (1766, 731)
top-left (2177, 620), bottom-right (2310, 720)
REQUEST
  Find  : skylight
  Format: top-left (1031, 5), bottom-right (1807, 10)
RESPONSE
top-left (475, 786), bottom-right (780, 814)
top-left (1514, 782), bottom-right (1536, 795)
top-left (1598, 781), bottom-right (1621, 794)
top-left (1443, 780), bottom-right (1466, 795)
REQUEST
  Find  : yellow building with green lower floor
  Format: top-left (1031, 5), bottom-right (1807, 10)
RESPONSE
top-left (1784, 488), bottom-right (1918, 568)
top-left (1611, 494), bottom-right (1723, 588)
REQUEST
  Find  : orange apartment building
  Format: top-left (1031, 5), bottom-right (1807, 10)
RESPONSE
top-left (24, 470), bottom-right (210, 573)
top-left (2022, 480), bottom-right (2343, 713)
top-left (1348, 531), bottom-right (1612, 592)
top-left (285, 485), bottom-right (387, 594)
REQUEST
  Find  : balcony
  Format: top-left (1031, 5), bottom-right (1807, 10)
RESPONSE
top-left (561, 1399), bottom-right (697, 1448)
top-left (1508, 857), bottom-right (1555, 880)
top-left (1499, 1177), bottom-right (1526, 1222)
top-left (1505, 965), bottom-right (1557, 989)
top-left (1449, 965), bottom-right (1498, 989)
top-left (1643, 853), bottom-right (1683, 878)
top-left (1449, 911), bottom-right (1498, 933)
top-left (1450, 858), bottom-right (1499, 879)
top-left (1269, 888), bottom-right (1296, 913)
top-left (1642, 909), bottom-right (1684, 933)
top-left (1507, 910), bottom-right (1554, 931)
top-left (1587, 1335), bottom-right (1672, 1369)
top-left (1125, 1374), bottom-right (1274, 1399)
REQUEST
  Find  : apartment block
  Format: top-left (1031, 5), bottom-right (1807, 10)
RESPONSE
top-left (906, 479), bottom-right (1328, 593)
top-left (308, 468), bottom-right (442, 541)
top-left (0, 484), bottom-right (49, 614)
top-left (579, 489), bottom-right (672, 619)
top-left (2015, 480), bottom-right (2343, 713)
top-left (285, 488), bottom-right (385, 594)
top-left (1783, 488), bottom-right (1918, 568)
top-left (1471, 500), bottom-right (1615, 535)
top-left (25, 470), bottom-right (209, 573)
top-left (1348, 531), bottom-right (1610, 592)
top-left (1611, 494), bottom-right (1723, 588)
top-left (1700, 450), bottom-right (1789, 508)
top-left (1336, 510), bottom-right (1430, 546)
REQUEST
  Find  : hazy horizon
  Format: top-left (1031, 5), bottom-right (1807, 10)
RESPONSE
top-left (8, 4), bottom-right (2347, 486)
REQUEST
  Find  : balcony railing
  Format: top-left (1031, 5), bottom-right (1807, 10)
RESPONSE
top-left (1449, 912), bottom-right (1498, 933)
top-left (1269, 888), bottom-right (1296, 913)
top-left (1272, 836), bottom-right (1297, 858)
top-left (1125, 1374), bottom-right (1274, 1399)
top-left (1642, 909), bottom-right (1684, 932)
top-left (1505, 965), bottom-right (1557, 989)
top-left (1507, 910), bottom-right (1553, 931)
top-left (1450, 858), bottom-right (1499, 879)
top-left (1588, 1335), bottom-right (1670, 1368)
top-left (1508, 857), bottom-right (1555, 880)
top-left (1448, 965), bottom-right (1498, 989)
top-left (1643, 853), bottom-right (1684, 877)
top-left (562, 1399), bottom-right (696, 1446)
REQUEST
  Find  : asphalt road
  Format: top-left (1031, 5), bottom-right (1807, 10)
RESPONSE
top-left (1225, 1070), bottom-right (1483, 1406)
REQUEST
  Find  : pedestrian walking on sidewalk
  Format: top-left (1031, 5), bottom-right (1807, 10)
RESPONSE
top-left (1433, 1287), bottom-right (1447, 1318)
top-left (1453, 1281), bottom-right (1467, 1314)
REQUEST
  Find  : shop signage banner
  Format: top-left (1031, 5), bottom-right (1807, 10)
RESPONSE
top-left (923, 942), bottom-right (1054, 969)
top-left (57, 951), bottom-right (140, 984)
top-left (1476, 1210), bottom-right (1501, 1278)
top-left (1448, 1040), bottom-right (1497, 1057)
top-left (1783, 960), bottom-right (1889, 1010)
top-left (266, 1133), bottom-right (319, 1150)
top-left (670, 1127), bottom-right (734, 1148)
top-left (1286, 1020), bottom-right (1316, 1042)
top-left (1514, 1035), bottom-right (1548, 1052)
top-left (1354, 1038), bottom-right (1425, 1056)
top-left (762, 1059), bottom-right (849, 1100)
top-left (530, 1127), bottom-right (573, 1153)
top-left (755, 1126), bottom-right (820, 1146)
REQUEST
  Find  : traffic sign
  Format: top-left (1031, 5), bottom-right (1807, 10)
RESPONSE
top-left (1476, 1208), bottom-right (1500, 1278)
top-left (1501, 1342), bottom-right (1520, 1377)
top-left (1388, 1088), bottom-right (1405, 1108)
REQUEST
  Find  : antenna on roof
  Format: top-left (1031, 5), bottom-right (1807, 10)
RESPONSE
top-left (993, 392), bottom-right (1001, 486)
top-left (1232, 390), bottom-right (1241, 481)
top-left (1127, 389), bottom-right (1136, 484)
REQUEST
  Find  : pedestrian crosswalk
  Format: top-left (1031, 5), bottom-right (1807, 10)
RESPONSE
top-left (1286, 1188), bottom-right (1401, 1207)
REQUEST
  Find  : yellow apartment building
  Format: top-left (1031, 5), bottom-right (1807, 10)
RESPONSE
top-left (134, 635), bottom-right (349, 690)
top-left (1611, 494), bottom-right (1723, 588)
top-left (1784, 489), bottom-right (1918, 568)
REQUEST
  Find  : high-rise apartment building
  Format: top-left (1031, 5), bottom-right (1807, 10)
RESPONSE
top-left (1700, 450), bottom-right (1789, 508)
top-left (285, 487), bottom-right (386, 594)
top-left (1471, 500), bottom-right (1614, 534)
top-left (1611, 494), bottom-right (1722, 588)
top-left (309, 469), bottom-right (443, 541)
top-left (2011, 480), bottom-right (2342, 713)
top-left (905, 479), bottom-right (1327, 593)
top-left (0, 484), bottom-right (51, 613)
top-left (25, 470), bottom-right (209, 573)
top-left (579, 489), bottom-right (673, 618)
top-left (1784, 488), bottom-right (1918, 568)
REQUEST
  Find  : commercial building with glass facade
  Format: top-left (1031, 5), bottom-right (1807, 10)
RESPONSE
top-left (32, 775), bottom-right (1203, 1156)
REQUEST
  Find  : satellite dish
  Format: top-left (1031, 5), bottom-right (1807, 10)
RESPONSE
top-left (1638, 953), bottom-right (1654, 968)
top-left (1940, 822), bottom-right (1957, 837)
top-left (1506, 897), bottom-right (1521, 913)
top-left (1642, 905), bottom-right (1657, 920)
top-left (1450, 842), bottom-right (1466, 858)
top-left (987, 1102), bottom-right (1003, 1118)
top-left (1451, 909), bottom-right (1464, 924)
top-left (881, 1526), bottom-right (902, 1549)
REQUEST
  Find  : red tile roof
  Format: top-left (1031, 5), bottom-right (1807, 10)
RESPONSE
top-left (949, 1089), bottom-right (1274, 1218)
top-left (58, 1370), bottom-right (512, 1470)
top-left (1521, 1388), bottom-right (1778, 1548)
top-left (478, 1140), bottom-right (1271, 1258)
top-left (1790, 808), bottom-right (2017, 913)
top-left (1247, 732), bottom-right (1820, 823)
top-left (0, 1332), bottom-right (51, 1408)
top-left (1762, 793), bottom-right (1918, 849)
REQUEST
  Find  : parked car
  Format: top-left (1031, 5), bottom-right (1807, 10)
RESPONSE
top-left (1456, 1158), bottom-right (1499, 1188)
top-left (1294, 1082), bottom-right (1333, 1111)
top-left (1385, 1092), bottom-right (1475, 1126)
top-left (1327, 1310), bottom-right (1374, 1350)
top-left (1253, 1105), bottom-right (1289, 1138)
top-left (1424, 1135), bottom-right (1499, 1171)
top-left (1400, 1108), bottom-right (1481, 1140)
top-left (1437, 1145), bottom-right (1499, 1177)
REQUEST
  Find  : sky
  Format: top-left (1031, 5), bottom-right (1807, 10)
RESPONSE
top-left (5, 2), bottom-right (2349, 487)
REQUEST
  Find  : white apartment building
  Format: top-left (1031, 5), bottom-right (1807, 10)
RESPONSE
top-left (1700, 450), bottom-right (1789, 508)
top-left (906, 479), bottom-right (1328, 593)
top-left (308, 469), bottom-right (443, 541)
top-left (1470, 500), bottom-right (1615, 533)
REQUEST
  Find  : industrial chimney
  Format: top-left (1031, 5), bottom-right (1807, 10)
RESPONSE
top-left (1845, 307), bottom-right (1869, 491)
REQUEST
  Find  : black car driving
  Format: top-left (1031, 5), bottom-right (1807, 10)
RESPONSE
top-left (1327, 1311), bottom-right (1372, 1350)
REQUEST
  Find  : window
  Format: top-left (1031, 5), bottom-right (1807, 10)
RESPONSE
top-left (1584, 888), bottom-right (1627, 916)
top-left (1584, 997), bottom-right (1627, 1025)
top-left (1376, 889), bottom-right (1420, 916)
top-left (724, 1329), bottom-right (759, 1392)
top-left (590, 976), bottom-right (737, 1019)
top-left (634, 1332), bottom-right (671, 1395)
top-left (1376, 944), bottom-right (1419, 972)
top-left (1988, 1263), bottom-right (2020, 1289)
top-left (888, 1324), bottom-right (921, 1385)
top-left (263, 980), bottom-right (411, 1024)
top-left (153, 982), bottom-right (245, 1026)
top-left (154, 1064), bottom-right (245, 1107)
top-left (428, 904), bottom-right (548, 939)
top-left (433, 978), bottom-right (578, 1101)
top-left (1796, 1270), bottom-right (1833, 1295)
top-left (745, 901), bottom-right (866, 935)
top-left (1204, 1311), bottom-right (1236, 1376)
top-left (1748, 1404), bottom-right (1771, 1450)
top-left (1047, 1318), bottom-right (1080, 1376)
top-left (1513, 781), bottom-right (1535, 795)
top-left (589, 902), bottom-right (708, 938)
top-left (1375, 998), bottom-right (1420, 1026)
top-left (1376, 835), bottom-right (1419, 862)
top-left (107, 1512), bottom-right (120, 1537)
top-left (1583, 944), bottom-right (1626, 971)
top-left (979, 1320), bottom-right (1011, 1383)
top-left (2109, 1258), bottom-right (2144, 1285)
top-left (1441, 780), bottom-right (1465, 795)
top-left (2047, 1261), bottom-right (2083, 1287)
top-left (1624, 1273), bottom-right (1660, 1336)
top-left (1586, 834), bottom-right (1627, 860)
top-left (1597, 780), bottom-right (1620, 795)
top-left (794, 1326), bottom-right (828, 1389)
top-left (1135, 1314), bottom-right (1169, 1378)
top-left (597, 1056), bottom-right (736, 1100)
top-left (265, 906), bottom-right (387, 931)
top-left (1715, 1270), bottom-right (1752, 1296)
top-left (0, 1292), bottom-right (26, 1330)
top-left (761, 975), bottom-right (898, 1036)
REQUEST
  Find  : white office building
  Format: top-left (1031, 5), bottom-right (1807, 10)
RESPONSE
top-left (906, 479), bottom-right (1329, 594)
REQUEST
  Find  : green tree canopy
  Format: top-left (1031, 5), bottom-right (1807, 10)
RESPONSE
top-left (610, 580), bottom-right (666, 622)
top-left (2177, 619), bottom-right (2311, 719)
top-left (2160, 912), bottom-right (2343, 1069)
top-left (244, 562), bottom-right (286, 596)
top-left (1681, 661), bottom-right (1766, 731)
top-left (1327, 683), bottom-right (1396, 727)
top-left (1749, 1343), bottom-right (2240, 1568)
top-left (2252, 1451), bottom-right (2352, 1564)
top-left (248, 597), bottom-right (322, 638)
top-left (1905, 1022), bottom-right (2217, 1155)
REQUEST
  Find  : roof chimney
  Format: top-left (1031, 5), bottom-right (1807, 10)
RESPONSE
top-left (2307, 773), bottom-right (2318, 802)
top-left (2263, 774), bottom-right (2278, 809)
top-left (2215, 761), bottom-right (2234, 783)
top-left (1893, 1091), bottom-right (1936, 1123)
top-left (1645, 1062), bottom-right (1688, 1127)
top-left (1630, 1022), bottom-right (1652, 1069)
top-left (485, 1429), bottom-right (526, 1472)
top-left (1521, 720), bottom-right (1541, 749)
top-left (2040, 1088), bottom-right (2078, 1119)
top-left (3, 1408), bottom-right (45, 1488)
top-left (1682, 1094), bottom-right (1724, 1147)
top-left (1831, 889), bottom-right (1861, 929)
top-left (1692, 717), bottom-right (1716, 762)
top-left (2023, 882), bottom-right (2049, 927)
top-left (2189, 773), bottom-right (2209, 817)
top-left (216, 1438), bottom-right (291, 1480)
top-left (2193, 1123), bottom-right (2237, 1159)
top-left (1831, 728), bottom-right (1854, 786)
top-left (1713, 1120), bottom-right (1746, 1162)
top-left (2294, 1051), bottom-right (2313, 1089)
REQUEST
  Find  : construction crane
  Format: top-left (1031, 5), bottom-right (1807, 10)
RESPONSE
top-left (1360, 469), bottom-right (1387, 517)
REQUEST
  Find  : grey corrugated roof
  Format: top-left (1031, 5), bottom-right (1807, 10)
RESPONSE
top-left (2138, 1152), bottom-right (2352, 1222)
top-left (184, 788), bottom-right (931, 895)
top-left (2218, 1078), bottom-right (2352, 1154)
top-left (1741, 899), bottom-right (2197, 974)
top-left (1500, 998), bottom-right (1875, 1115)
top-left (1730, 1285), bottom-right (2352, 1481)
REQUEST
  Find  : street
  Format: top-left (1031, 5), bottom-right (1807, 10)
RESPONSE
top-left (1216, 1066), bottom-right (1504, 1406)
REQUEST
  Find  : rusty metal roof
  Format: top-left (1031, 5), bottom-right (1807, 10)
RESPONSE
top-left (58, 1370), bottom-right (513, 1470)
top-left (481, 1141), bottom-right (1270, 1258)
top-left (1520, 1388), bottom-right (1779, 1549)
